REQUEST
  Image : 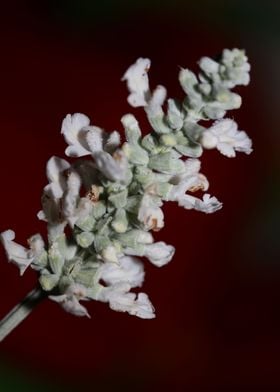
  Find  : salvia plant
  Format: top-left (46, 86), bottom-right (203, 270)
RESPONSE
top-left (0, 48), bottom-right (252, 341)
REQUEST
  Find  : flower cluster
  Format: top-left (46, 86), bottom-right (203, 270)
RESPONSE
top-left (1, 49), bottom-right (252, 319)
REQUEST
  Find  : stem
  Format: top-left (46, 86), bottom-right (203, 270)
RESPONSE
top-left (0, 287), bottom-right (47, 342)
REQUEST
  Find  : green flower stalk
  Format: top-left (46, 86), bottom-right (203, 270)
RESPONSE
top-left (0, 48), bottom-right (252, 340)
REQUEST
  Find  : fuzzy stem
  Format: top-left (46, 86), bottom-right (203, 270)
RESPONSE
top-left (0, 287), bottom-right (46, 342)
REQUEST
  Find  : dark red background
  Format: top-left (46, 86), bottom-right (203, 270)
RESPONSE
top-left (0, 1), bottom-right (279, 391)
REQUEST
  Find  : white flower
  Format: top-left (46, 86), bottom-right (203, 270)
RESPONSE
top-left (122, 58), bottom-right (151, 107)
top-left (138, 194), bottom-right (164, 231)
top-left (61, 113), bottom-right (91, 157)
top-left (144, 241), bottom-right (175, 267)
top-left (178, 193), bottom-right (223, 213)
top-left (98, 256), bottom-right (145, 288)
top-left (195, 194), bottom-right (223, 213)
top-left (49, 283), bottom-right (90, 318)
top-left (44, 156), bottom-right (70, 199)
top-left (0, 230), bottom-right (34, 275)
top-left (122, 58), bottom-right (167, 114)
top-left (168, 159), bottom-right (209, 201)
top-left (98, 282), bottom-right (155, 319)
top-left (37, 156), bottom-right (70, 225)
top-left (201, 119), bottom-right (252, 157)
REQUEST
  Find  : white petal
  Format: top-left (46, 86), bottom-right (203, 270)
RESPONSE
top-left (122, 58), bottom-right (151, 107)
top-left (138, 196), bottom-right (164, 231)
top-left (65, 144), bottom-right (89, 158)
top-left (61, 113), bottom-right (90, 145)
top-left (216, 142), bottom-right (236, 157)
top-left (99, 256), bottom-right (145, 288)
top-left (200, 131), bottom-right (218, 149)
top-left (86, 127), bottom-right (103, 153)
top-left (104, 287), bottom-right (155, 319)
top-left (130, 293), bottom-right (155, 319)
top-left (194, 194), bottom-right (223, 213)
top-left (144, 241), bottom-right (175, 267)
top-left (61, 113), bottom-right (91, 157)
top-left (45, 156), bottom-right (70, 199)
top-left (0, 230), bottom-right (33, 275)
top-left (206, 119), bottom-right (252, 158)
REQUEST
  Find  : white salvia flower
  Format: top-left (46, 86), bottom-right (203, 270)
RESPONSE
top-left (61, 113), bottom-right (91, 157)
top-left (49, 283), bottom-right (90, 318)
top-left (0, 230), bottom-right (34, 275)
top-left (178, 193), bottom-right (222, 214)
top-left (195, 194), bottom-right (223, 213)
top-left (44, 156), bottom-right (70, 199)
top-left (138, 194), bottom-right (164, 231)
top-left (37, 156), bottom-right (70, 226)
top-left (144, 241), bottom-right (175, 267)
top-left (122, 58), bottom-right (151, 107)
top-left (168, 159), bottom-right (209, 201)
top-left (99, 282), bottom-right (155, 319)
top-left (85, 126), bottom-right (104, 153)
top-left (98, 256), bottom-right (145, 288)
top-left (201, 119), bottom-right (252, 157)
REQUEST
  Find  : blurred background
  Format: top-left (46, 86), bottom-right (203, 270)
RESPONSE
top-left (0, 1), bottom-right (279, 391)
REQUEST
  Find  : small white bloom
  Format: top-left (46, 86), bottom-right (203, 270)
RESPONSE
top-left (61, 113), bottom-right (91, 157)
top-left (122, 58), bottom-right (151, 107)
top-left (99, 282), bottom-right (155, 319)
top-left (201, 119), bottom-right (252, 157)
top-left (85, 126), bottom-right (104, 153)
top-left (138, 194), bottom-right (164, 231)
top-left (178, 193), bottom-right (223, 214)
top-left (99, 256), bottom-right (145, 288)
top-left (168, 159), bottom-right (209, 201)
top-left (44, 156), bottom-right (70, 199)
top-left (144, 241), bottom-right (175, 267)
top-left (130, 293), bottom-right (155, 319)
top-left (0, 230), bottom-right (34, 275)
